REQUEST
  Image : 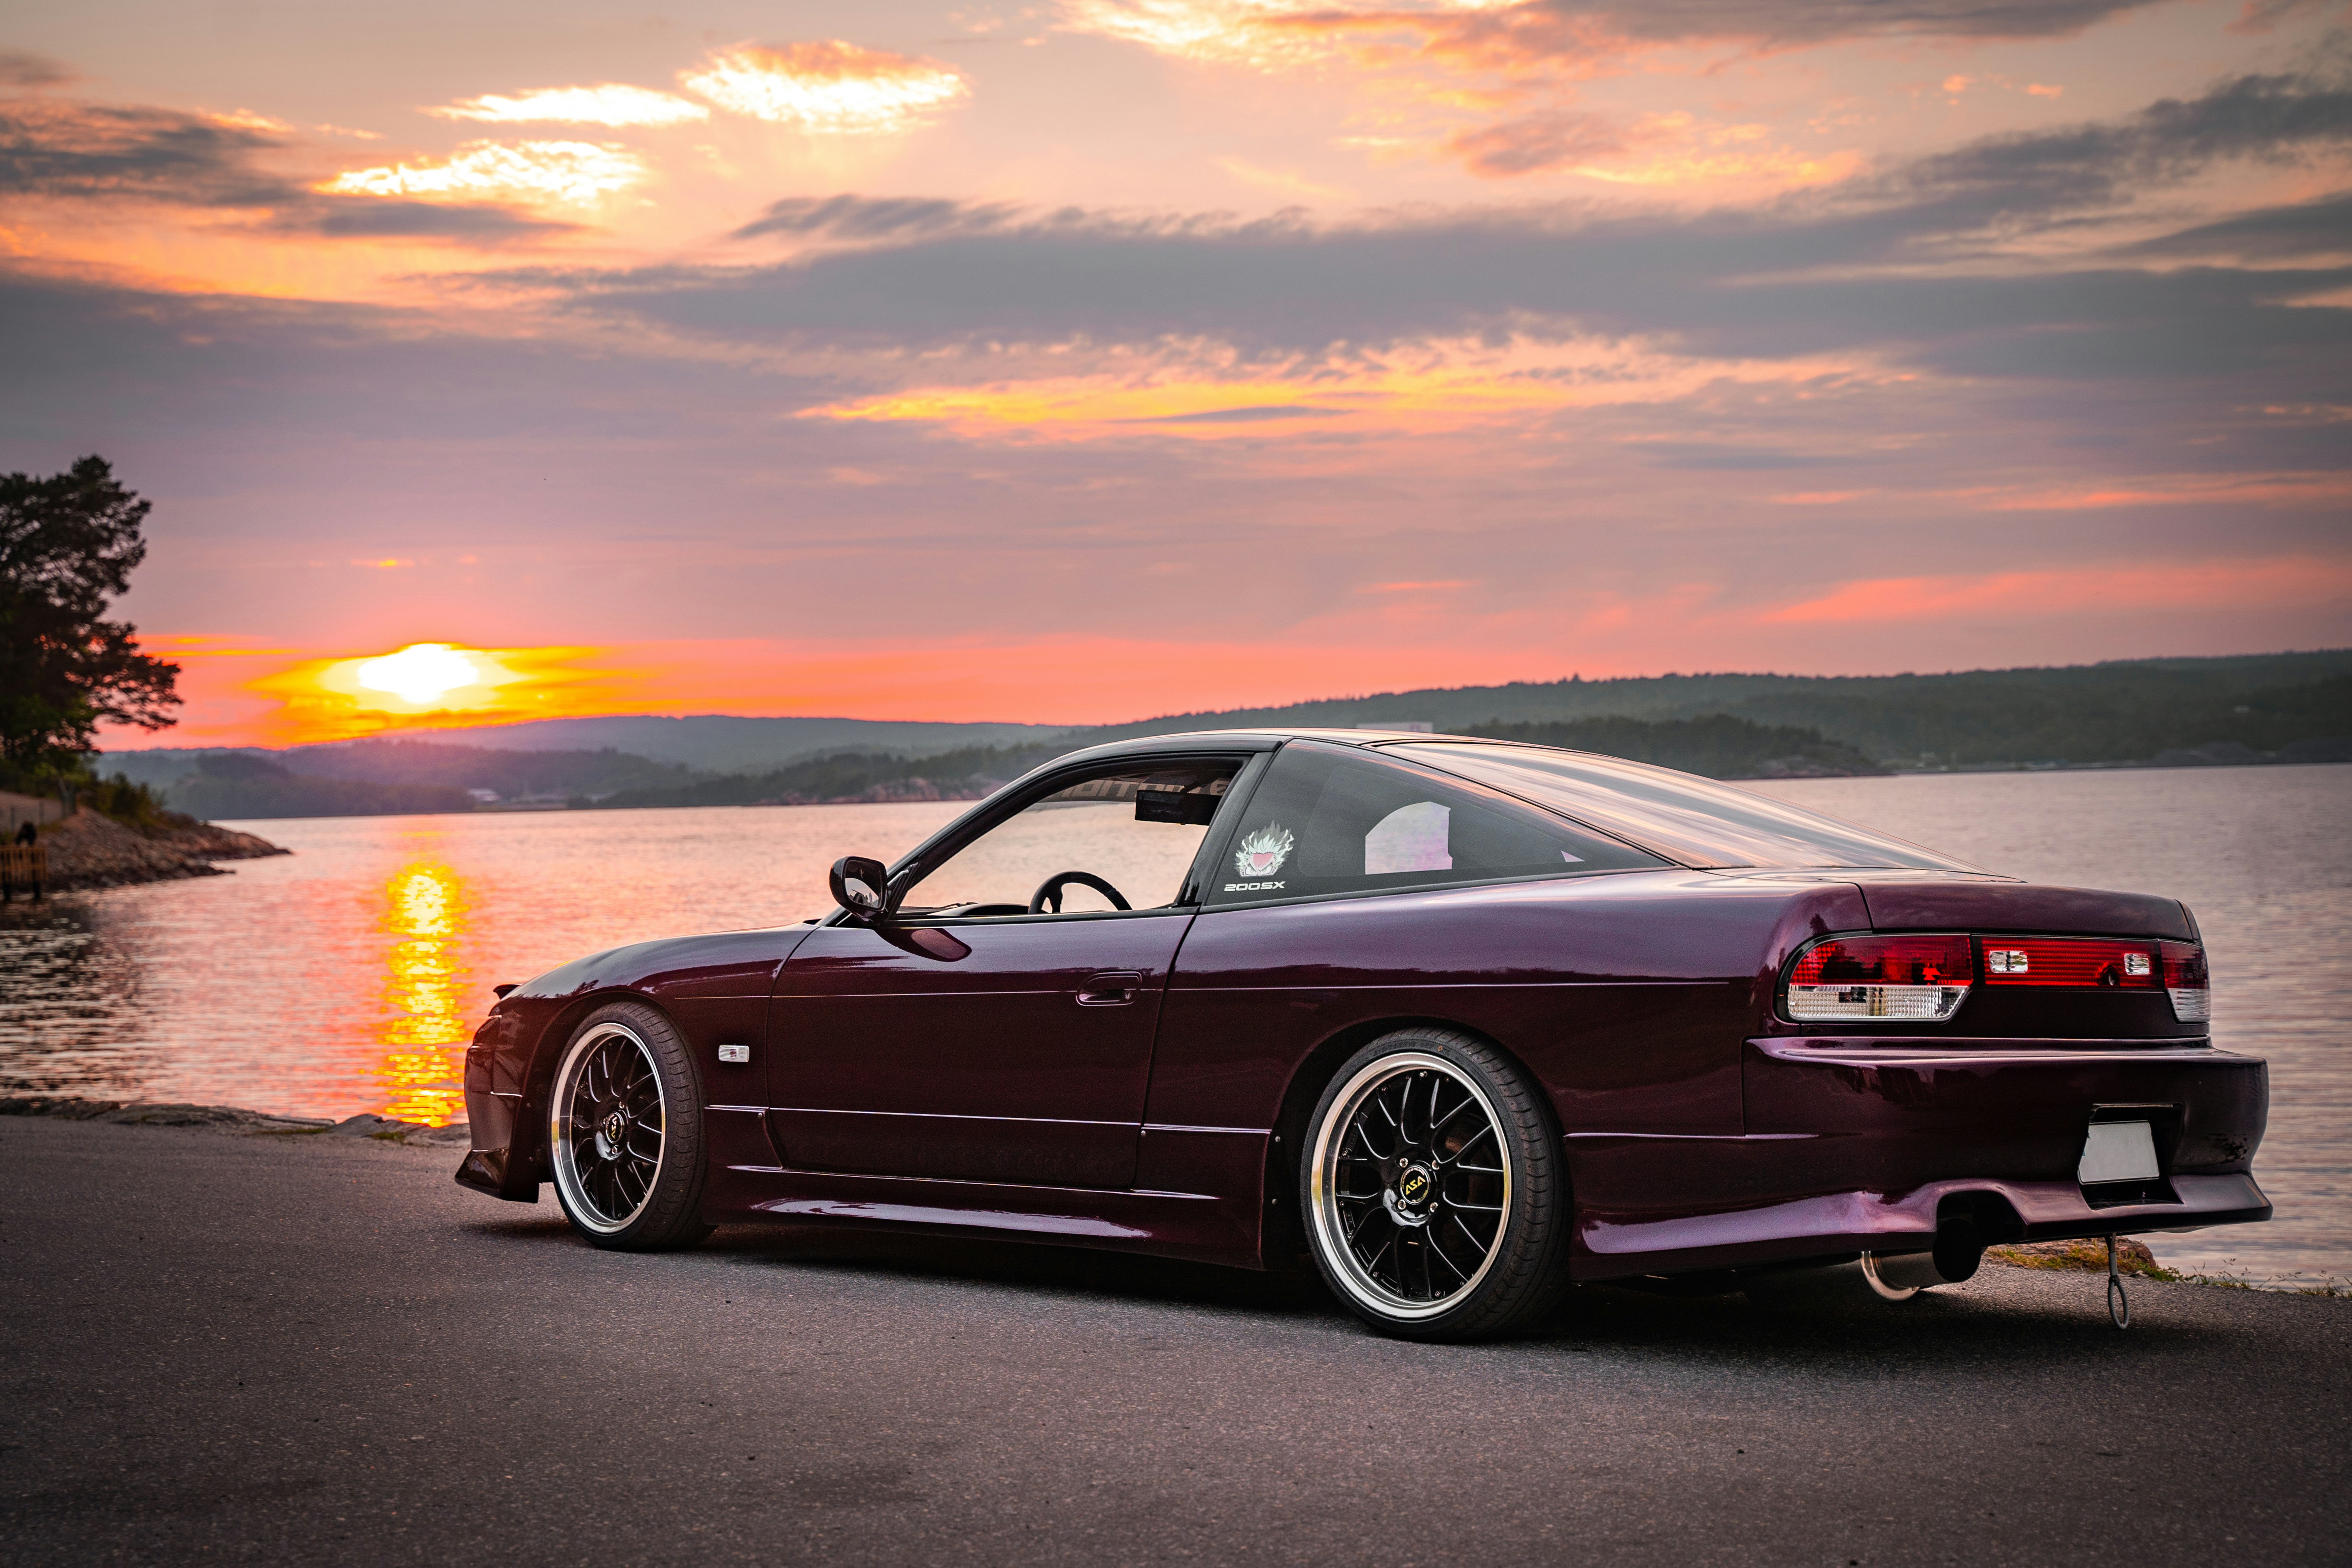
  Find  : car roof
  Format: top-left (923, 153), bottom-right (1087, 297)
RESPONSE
top-left (1052, 727), bottom-right (1504, 764)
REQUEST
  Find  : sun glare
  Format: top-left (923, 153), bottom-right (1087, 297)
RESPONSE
top-left (355, 643), bottom-right (481, 705)
top-left (247, 641), bottom-right (630, 745)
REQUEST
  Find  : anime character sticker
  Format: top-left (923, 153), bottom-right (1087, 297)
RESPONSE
top-left (1234, 823), bottom-right (1296, 878)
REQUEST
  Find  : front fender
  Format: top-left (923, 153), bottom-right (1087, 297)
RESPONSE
top-left (457, 925), bottom-right (810, 1203)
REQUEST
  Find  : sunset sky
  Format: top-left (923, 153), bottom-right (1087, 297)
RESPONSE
top-left (4, 0), bottom-right (2348, 747)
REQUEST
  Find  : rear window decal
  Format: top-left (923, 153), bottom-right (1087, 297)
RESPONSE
top-left (1234, 823), bottom-right (1295, 878)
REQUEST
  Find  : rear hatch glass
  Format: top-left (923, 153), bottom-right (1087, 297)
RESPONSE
top-left (1387, 742), bottom-right (1979, 871)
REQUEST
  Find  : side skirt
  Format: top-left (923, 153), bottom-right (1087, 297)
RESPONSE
top-left (702, 1106), bottom-right (1266, 1268)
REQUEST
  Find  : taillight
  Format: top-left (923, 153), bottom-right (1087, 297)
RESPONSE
top-left (1783, 933), bottom-right (1973, 1022)
top-left (1976, 936), bottom-right (2163, 990)
top-left (2161, 940), bottom-right (2210, 1022)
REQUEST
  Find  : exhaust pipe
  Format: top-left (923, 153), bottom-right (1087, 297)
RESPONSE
top-left (1861, 1223), bottom-right (1986, 1301)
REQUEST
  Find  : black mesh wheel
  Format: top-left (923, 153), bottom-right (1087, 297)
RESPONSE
top-left (1301, 1029), bottom-right (1571, 1340)
top-left (547, 1001), bottom-right (713, 1251)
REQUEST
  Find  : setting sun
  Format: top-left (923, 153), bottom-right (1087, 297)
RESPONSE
top-left (244, 641), bottom-right (630, 744)
top-left (355, 643), bottom-right (484, 706)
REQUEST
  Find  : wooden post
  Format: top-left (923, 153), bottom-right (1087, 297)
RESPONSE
top-left (1, 842), bottom-right (42, 903)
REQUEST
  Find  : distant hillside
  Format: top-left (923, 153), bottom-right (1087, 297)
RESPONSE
top-left (98, 740), bottom-right (696, 810)
top-left (1065, 651), bottom-right (2352, 769)
top-left (1463, 716), bottom-right (1881, 778)
top-left (395, 714), bottom-right (1064, 773)
top-left (99, 651), bottom-right (2352, 820)
top-left (586, 740), bottom-right (1080, 811)
top-left (580, 716), bottom-right (1879, 811)
top-left (280, 739), bottom-right (694, 800)
top-left (164, 755), bottom-right (477, 820)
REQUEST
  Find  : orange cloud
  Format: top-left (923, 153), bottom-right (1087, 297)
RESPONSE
top-left (428, 85), bottom-right (709, 127)
top-left (1449, 107), bottom-right (1861, 186)
top-left (1982, 473), bottom-right (2352, 510)
top-left (1763, 557), bottom-right (2352, 625)
top-left (318, 140), bottom-right (644, 205)
top-left (681, 42), bottom-right (968, 134)
top-left (802, 340), bottom-right (1871, 439)
top-left (1057, 0), bottom-right (1524, 71)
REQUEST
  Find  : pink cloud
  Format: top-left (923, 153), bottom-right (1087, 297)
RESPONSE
top-left (1763, 558), bottom-right (2352, 625)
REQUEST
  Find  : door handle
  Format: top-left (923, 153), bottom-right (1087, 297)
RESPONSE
top-left (1077, 971), bottom-right (1143, 1006)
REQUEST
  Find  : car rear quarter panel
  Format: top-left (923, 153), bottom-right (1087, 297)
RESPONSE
top-left (1147, 871), bottom-right (1868, 1247)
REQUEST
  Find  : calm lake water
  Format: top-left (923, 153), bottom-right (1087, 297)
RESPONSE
top-left (2, 766), bottom-right (2343, 1285)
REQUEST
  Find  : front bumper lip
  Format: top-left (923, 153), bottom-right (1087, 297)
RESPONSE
top-left (455, 1085), bottom-right (539, 1202)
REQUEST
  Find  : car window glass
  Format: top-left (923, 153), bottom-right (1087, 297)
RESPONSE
top-left (1206, 741), bottom-right (1663, 906)
top-left (1389, 742), bottom-right (1976, 870)
top-left (903, 764), bottom-right (1238, 917)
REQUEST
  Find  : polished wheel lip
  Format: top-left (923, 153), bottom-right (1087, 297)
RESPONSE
top-left (1308, 1051), bottom-right (1513, 1322)
top-left (549, 1021), bottom-right (668, 1236)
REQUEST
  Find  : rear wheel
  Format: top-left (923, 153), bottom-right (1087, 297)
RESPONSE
top-left (547, 1001), bottom-right (713, 1251)
top-left (1301, 1029), bottom-right (1571, 1341)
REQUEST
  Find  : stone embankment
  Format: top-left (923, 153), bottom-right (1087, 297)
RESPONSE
top-left (0, 1095), bottom-right (469, 1144)
top-left (32, 809), bottom-right (288, 892)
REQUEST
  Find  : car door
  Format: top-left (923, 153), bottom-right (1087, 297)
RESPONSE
top-left (765, 759), bottom-right (1244, 1191)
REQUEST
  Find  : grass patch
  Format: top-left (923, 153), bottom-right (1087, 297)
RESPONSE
top-left (1990, 1239), bottom-right (2181, 1281)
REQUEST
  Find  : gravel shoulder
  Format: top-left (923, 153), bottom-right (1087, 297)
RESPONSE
top-left (2, 1115), bottom-right (2346, 1567)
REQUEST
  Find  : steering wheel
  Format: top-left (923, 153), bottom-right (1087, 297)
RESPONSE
top-left (1028, 870), bottom-right (1132, 914)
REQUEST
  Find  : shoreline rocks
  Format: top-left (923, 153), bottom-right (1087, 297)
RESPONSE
top-left (0, 1095), bottom-right (469, 1144)
top-left (32, 809), bottom-right (289, 893)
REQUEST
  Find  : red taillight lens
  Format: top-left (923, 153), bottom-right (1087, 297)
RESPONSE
top-left (1783, 933), bottom-right (1974, 1022)
top-left (1976, 937), bottom-right (2163, 989)
top-left (1790, 934), bottom-right (1974, 988)
top-left (2160, 939), bottom-right (2210, 1022)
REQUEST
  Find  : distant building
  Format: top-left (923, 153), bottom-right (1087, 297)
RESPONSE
top-left (1356, 721), bottom-right (1435, 732)
top-left (466, 788), bottom-right (500, 804)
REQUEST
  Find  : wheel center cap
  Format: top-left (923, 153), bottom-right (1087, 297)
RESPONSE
top-left (600, 1109), bottom-right (627, 1151)
top-left (1386, 1161), bottom-right (1437, 1227)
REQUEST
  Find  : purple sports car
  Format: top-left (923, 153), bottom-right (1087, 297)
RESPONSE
top-left (459, 729), bottom-right (2265, 1340)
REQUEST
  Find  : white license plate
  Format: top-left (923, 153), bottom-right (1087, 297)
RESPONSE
top-left (2079, 1120), bottom-right (2160, 1185)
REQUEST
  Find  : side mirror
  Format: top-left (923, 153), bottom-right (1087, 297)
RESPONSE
top-left (829, 855), bottom-right (890, 922)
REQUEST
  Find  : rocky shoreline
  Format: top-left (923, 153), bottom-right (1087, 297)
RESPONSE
top-left (31, 809), bottom-right (289, 893)
top-left (0, 1094), bottom-right (469, 1145)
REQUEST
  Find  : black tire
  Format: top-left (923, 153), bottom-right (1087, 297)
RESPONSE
top-left (1299, 1028), bottom-right (1571, 1341)
top-left (546, 1001), bottom-right (713, 1251)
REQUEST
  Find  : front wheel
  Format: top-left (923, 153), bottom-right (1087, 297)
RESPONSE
top-left (547, 1001), bottom-right (713, 1251)
top-left (1301, 1030), bottom-right (1571, 1341)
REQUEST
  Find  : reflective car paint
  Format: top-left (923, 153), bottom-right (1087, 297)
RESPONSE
top-left (459, 730), bottom-right (2269, 1282)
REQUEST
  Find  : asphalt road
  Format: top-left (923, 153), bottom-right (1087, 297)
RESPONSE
top-left (2, 1118), bottom-right (2347, 1567)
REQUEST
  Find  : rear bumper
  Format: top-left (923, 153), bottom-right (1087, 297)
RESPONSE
top-left (1568, 1036), bottom-right (2269, 1280)
top-left (1575, 1172), bottom-right (2268, 1277)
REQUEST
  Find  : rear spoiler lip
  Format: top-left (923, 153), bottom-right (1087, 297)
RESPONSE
top-left (1856, 880), bottom-right (2197, 943)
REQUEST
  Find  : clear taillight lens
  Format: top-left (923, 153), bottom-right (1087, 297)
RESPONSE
top-left (1783, 933), bottom-right (1973, 1022)
top-left (2161, 940), bottom-right (2210, 1022)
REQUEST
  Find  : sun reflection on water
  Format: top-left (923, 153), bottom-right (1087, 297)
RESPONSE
top-left (377, 858), bottom-right (472, 1125)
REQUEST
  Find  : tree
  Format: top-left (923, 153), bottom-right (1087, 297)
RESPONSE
top-left (0, 456), bottom-right (181, 777)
